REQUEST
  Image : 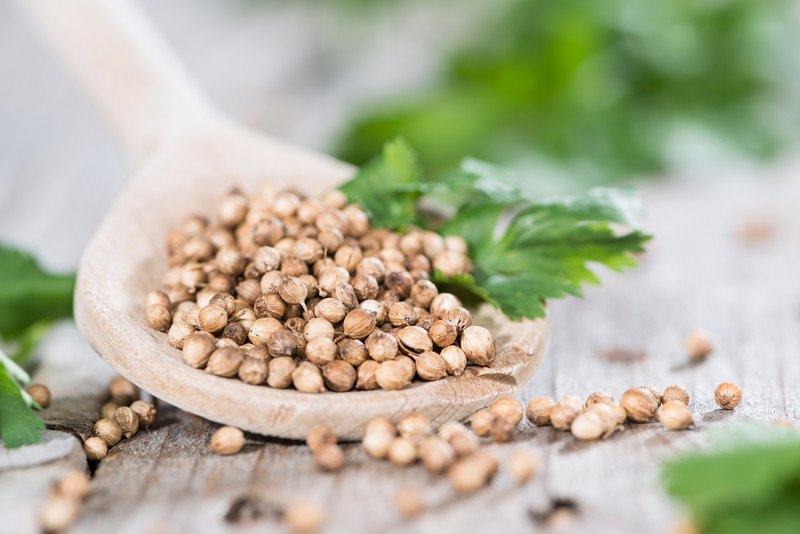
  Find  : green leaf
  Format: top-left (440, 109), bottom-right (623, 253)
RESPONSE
top-left (0, 245), bottom-right (75, 341)
top-left (0, 348), bottom-right (44, 448)
top-left (338, 138), bottom-right (424, 230)
top-left (438, 186), bottom-right (650, 320)
top-left (663, 424), bottom-right (800, 534)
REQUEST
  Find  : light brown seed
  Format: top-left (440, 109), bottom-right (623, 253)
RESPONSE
top-left (210, 426), bottom-right (245, 455)
top-left (365, 331), bottom-right (398, 362)
top-left (440, 345), bottom-right (467, 376)
top-left (663, 385), bottom-right (690, 405)
top-left (414, 351), bottom-right (447, 381)
top-left (83, 436), bottom-right (108, 461)
top-left (429, 320), bottom-right (457, 348)
top-left (314, 444), bottom-right (345, 472)
top-left (284, 501), bottom-right (325, 534)
top-left (419, 436), bottom-right (456, 473)
top-left (248, 317), bottom-right (283, 345)
top-left (145, 290), bottom-right (170, 309)
top-left (470, 409), bottom-right (495, 437)
top-left (508, 450), bottom-right (538, 484)
top-left (306, 337), bottom-right (338, 365)
top-left (167, 320), bottom-right (196, 349)
top-left (397, 326), bottom-right (432, 355)
top-left (100, 401), bottom-right (119, 420)
top-left (182, 332), bottom-right (217, 368)
top-left (238, 356), bottom-right (268, 385)
top-left (130, 400), bottom-right (157, 427)
top-left (585, 391), bottom-right (614, 407)
top-left (206, 347), bottom-right (243, 377)
top-left (108, 376), bottom-right (139, 404)
top-left (55, 470), bottom-right (91, 499)
top-left (526, 396), bottom-right (555, 426)
top-left (490, 396), bottom-right (523, 426)
top-left (94, 418), bottom-right (122, 447)
top-left (397, 412), bottom-right (431, 439)
top-left (303, 318), bottom-right (335, 341)
top-left (410, 280), bottom-right (438, 309)
top-left (441, 307), bottom-right (473, 333)
top-left (448, 452), bottom-right (497, 493)
top-left (307, 425), bottom-right (337, 452)
top-left (322, 360), bottom-right (356, 392)
top-left (198, 305), bottom-right (228, 333)
top-left (25, 383), bottom-right (51, 408)
top-left (429, 293), bottom-right (461, 317)
top-left (438, 422), bottom-right (479, 456)
top-left (659, 401), bottom-right (694, 430)
top-left (570, 411), bottom-right (606, 441)
top-left (460, 326), bottom-right (496, 366)
top-left (279, 276), bottom-right (309, 307)
top-left (314, 298), bottom-right (348, 323)
top-left (388, 302), bottom-right (418, 327)
top-left (356, 360), bottom-right (380, 390)
top-left (684, 329), bottom-right (713, 361)
top-left (394, 487), bottom-right (425, 519)
top-left (714, 381), bottom-right (742, 410)
top-left (338, 338), bottom-right (368, 366)
top-left (490, 416), bottom-right (515, 443)
top-left (343, 309), bottom-right (376, 339)
top-left (267, 329), bottom-right (298, 358)
top-left (642, 385), bottom-right (663, 405)
top-left (363, 430), bottom-right (395, 459)
top-left (376, 360), bottom-right (412, 390)
top-left (292, 362), bottom-right (325, 393)
top-left (388, 437), bottom-right (417, 465)
top-left (114, 406), bottom-right (139, 439)
top-left (267, 357), bottom-right (297, 389)
top-left (39, 494), bottom-right (80, 532)
top-left (620, 387), bottom-right (659, 423)
top-left (146, 304), bottom-right (172, 332)
top-left (550, 396), bottom-right (584, 430)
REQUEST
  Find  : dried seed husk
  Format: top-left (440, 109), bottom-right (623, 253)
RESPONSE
top-left (388, 302), bottom-right (418, 327)
top-left (585, 391), bottom-right (614, 407)
top-left (222, 321), bottom-right (248, 345)
top-left (441, 307), bottom-right (473, 332)
top-left (307, 425), bottom-right (337, 452)
top-left (490, 397), bottom-right (523, 426)
top-left (332, 282), bottom-right (359, 311)
top-left (210, 426), bottom-right (245, 455)
top-left (662, 385), bottom-right (690, 405)
top-left (460, 326), bottom-right (495, 366)
top-left (114, 406), bottom-right (139, 439)
top-left (130, 400), bottom-right (157, 427)
top-left (526, 396), bottom-right (555, 426)
top-left (209, 292), bottom-right (236, 316)
top-left (94, 418), bottom-right (122, 446)
top-left (397, 326), bottom-right (432, 355)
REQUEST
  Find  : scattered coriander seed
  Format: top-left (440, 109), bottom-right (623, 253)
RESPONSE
top-left (209, 426), bottom-right (245, 455)
top-left (662, 385), bottom-right (690, 405)
top-left (39, 494), bottom-right (80, 533)
top-left (209, 292), bottom-right (236, 316)
top-left (550, 396), bottom-right (584, 431)
top-left (470, 409), bottom-right (496, 437)
top-left (100, 401), bottom-right (120, 420)
top-left (292, 362), bottom-right (325, 393)
top-left (508, 450), bottom-right (539, 484)
top-left (394, 487), bottom-right (425, 519)
top-left (314, 443), bottom-right (344, 471)
top-left (114, 406), bottom-right (140, 439)
top-left (284, 501), bottom-right (325, 534)
top-left (130, 400), bottom-right (157, 427)
top-left (620, 387), bottom-right (659, 423)
top-left (363, 417), bottom-right (397, 459)
top-left (570, 411), bottom-right (606, 441)
top-left (248, 317), bottom-right (283, 346)
top-left (684, 329), bottom-right (713, 361)
top-left (490, 396), bottom-right (523, 426)
top-left (55, 470), bottom-right (91, 500)
top-left (25, 383), bottom-right (51, 408)
top-left (490, 415), bottom-right (515, 443)
top-left (526, 396), bottom-right (555, 426)
top-left (642, 385), bottom-right (663, 405)
top-left (398, 412), bottom-right (432, 439)
top-left (388, 437), bottom-right (418, 466)
top-left (714, 381), bottom-right (742, 410)
top-left (585, 391), bottom-right (613, 407)
top-left (93, 418), bottom-right (122, 447)
top-left (307, 425), bottom-right (337, 452)
top-left (279, 276), bottom-right (309, 309)
top-left (108, 376), bottom-right (139, 404)
top-left (448, 452), bottom-right (497, 493)
top-left (658, 401), bottom-right (694, 430)
top-left (83, 436), bottom-right (108, 461)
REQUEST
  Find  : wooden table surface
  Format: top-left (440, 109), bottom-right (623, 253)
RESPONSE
top-left (2, 2), bottom-right (799, 533)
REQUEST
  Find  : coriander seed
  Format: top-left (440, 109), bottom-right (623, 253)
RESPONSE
top-left (585, 391), bottom-right (614, 407)
top-left (101, 401), bottom-right (120, 420)
top-left (490, 396), bottom-right (523, 426)
top-left (206, 347), bottom-right (244, 377)
top-left (490, 415), bottom-right (515, 443)
top-left (429, 293), bottom-right (461, 317)
top-left (470, 409), bottom-right (495, 437)
top-left (460, 326), bottom-right (496, 366)
top-left (314, 298), bottom-right (347, 323)
top-left (388, 302), bottom-right (418, 327)
top-left (55, 470), bottom-right (91, 499)
top-left (419, 436), bottom-right (456, 473)
top-left (448, 452), bottom-right (497, 494)
top-left (642, 385), bottom-right (663, 405)
top-left (292, 362), bottom-right (325, 393)
top-left (550, 396), bottom-right (584, 431)
top-left (307, 425), bottom-right (337, 452)
top-left (222, 321), bottom-right (247, 346)
top-left (440, 345), bottom-right (467, 376)
top-left (279, 276), bottom-right (309, 309)
top-left (146, 304), bottom-right (172, 332)
top-left (388, 437), bottom-right (417, 466)
top-left (238, 356), bottom-right (268, 385)
top-left (658, 401), bottom-right (694, 430)
top-left (410, 280), bottom-right (438, 308)
top-left (398, 412), bottom-right (431, 439)
top-left (254, 293), bottom-right (286, 319)
top-left (570, 411), bottom-right (606, 441)
top-left (267, 329), bottom-right (298, 358)
top-left (306, 337), bottom-right (338, 365)
top-left (376, 360), bottom-right (412, 390)
top-left (413, 351), bottom-right (447, 381)
top-left (25, 383), bottom-right (51, 409)
top-left (338, 338), bottom-right (368, 366)
top-left (356, 360), bottom-right (380, 390)
top-left (438, 422), bottom-right (478, 456)
top-left (526, 396), bottom-right (555, 426)
top-left (394, 488), bottom-right (425, 519)
top-left (314, 443), bottom-right (344, 471)
top-left (267, 357), bottom-right (297, 389)
top-left (429, 320), bottom-right (457, 348)
top-left (620, 387), bottom-right (659, 423)
top-left (343, 309), bottom-right (376, 339)
top-left (714, 381), bottom-right (742, 410)
top-left (441, 307), bottom-right (473, 333)
top-left (662, 385), bottom-right (690, 405)
top-left (684, 329), bottom-right (713, 361)
top-left (303, 318), bottom-right (334, 341)
top-left (248, 317), bottom-right (283, 346)
top-left (182, 332), bottom-right (217, 368)
top-left (114, 406), bottom-right (140, 439)
top-left (146, 290), bottom-right (170, 309)
top-left (83, 436), bottom-right (108, 461)
top-left (167, 320), bottom-right (196, 349)
top-left (210, 426), bottom-right (245, 455)
top-left (94, 418), bottom-right (122, 447)
top-left (365, 331), bottom-right (399, 362)
top-left (39, 495), bottom-right (80, 533)
top-left (322, 360), bottom-right (356, 392)
top-left (396, 326), bottom-right (432, 355)
top-left (198, 305), bottom-right (228, 333)
top-left (284, 501), bottom-right (325, 534)
top-left (130, 400), bottom-right (157, 427)
top-left (508, 450), bottom-right (538, 484)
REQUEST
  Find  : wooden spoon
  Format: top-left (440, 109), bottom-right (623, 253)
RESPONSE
top-left (23, 0), bottom-right (548, 439)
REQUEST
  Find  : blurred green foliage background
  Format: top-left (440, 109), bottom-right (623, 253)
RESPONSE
top-left (333, 0), bottom-right (799, 184)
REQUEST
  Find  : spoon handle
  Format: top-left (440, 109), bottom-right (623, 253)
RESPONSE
top-left (20, 0), bottom-right (218, 163)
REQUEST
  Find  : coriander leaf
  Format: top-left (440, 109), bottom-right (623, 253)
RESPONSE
top-left (437, 187), bottom-right (650, 320)
top-left (338, 138), bottom-right (423, 230)
top-left (663, 424), bottom-right (800, 534)
top-left (0, 245), bottom-right (75, 341)
top-left (0, 349), bottom-right (44, 448)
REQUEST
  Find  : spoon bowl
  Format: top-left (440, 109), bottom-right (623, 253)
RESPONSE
top-left (26, 0), bottom-right (549, 439)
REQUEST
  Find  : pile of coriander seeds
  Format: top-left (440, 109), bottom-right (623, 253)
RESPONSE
top-left (145, 187), bottom-right (497, 392)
